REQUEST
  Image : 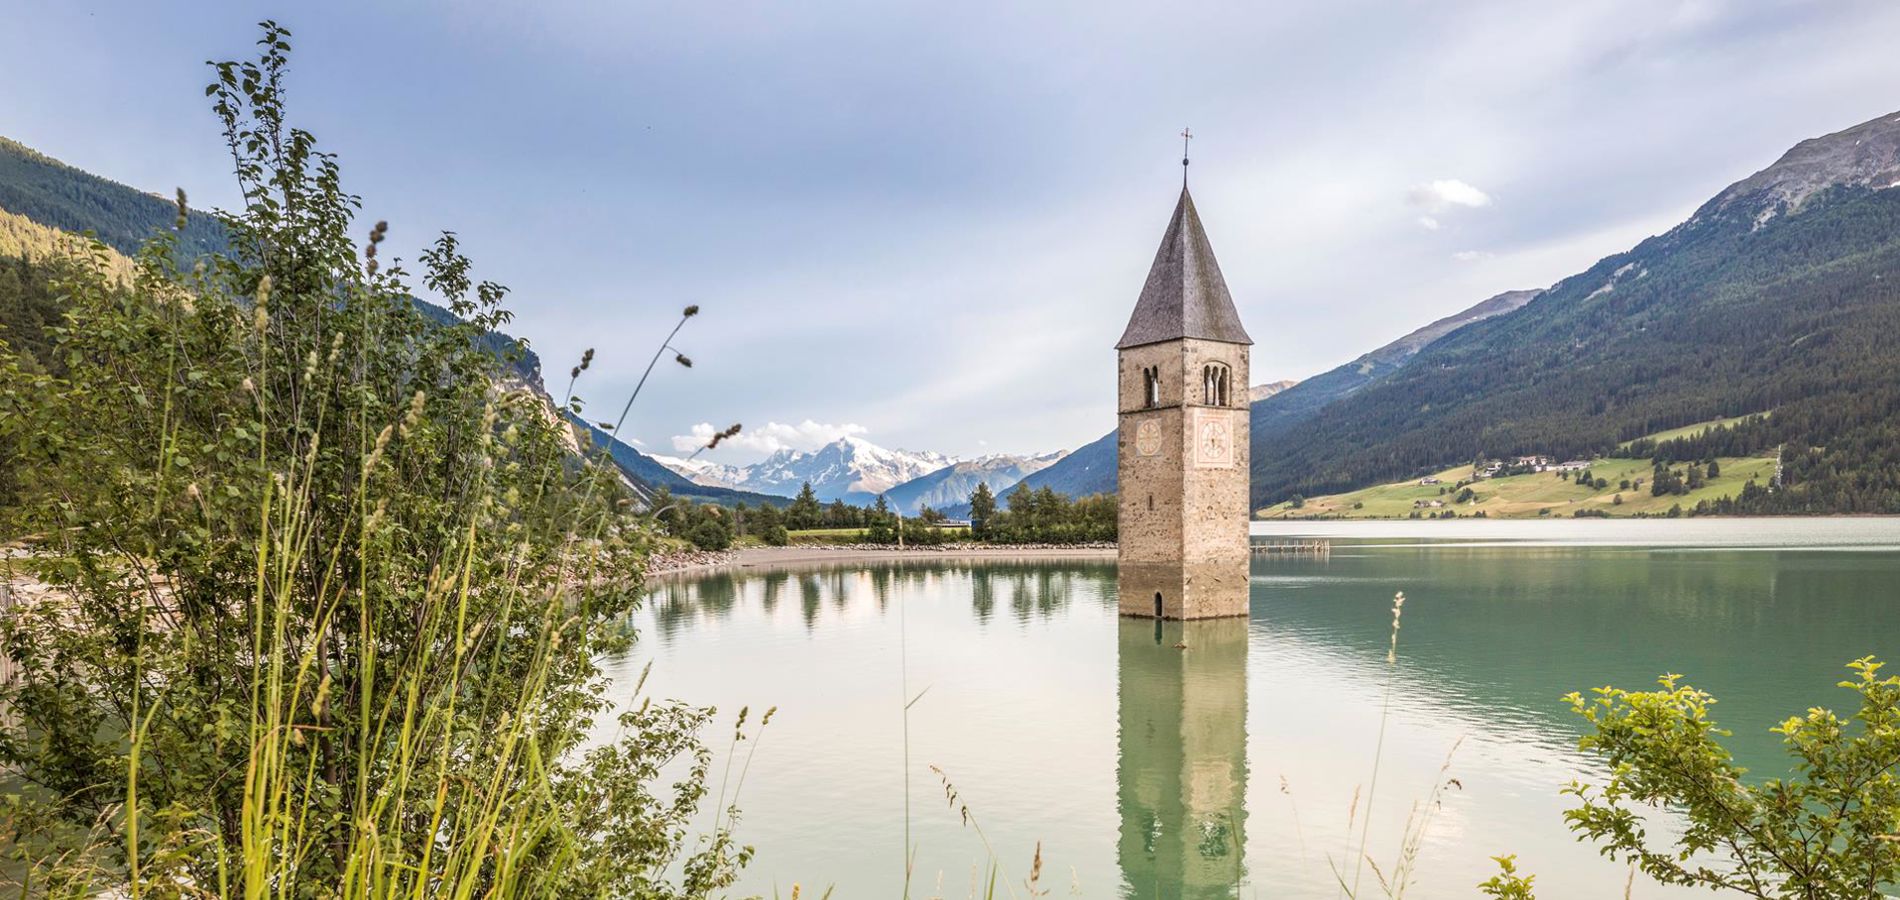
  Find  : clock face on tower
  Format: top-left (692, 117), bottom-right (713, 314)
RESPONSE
top-left (1193, 410), bottom-right (1232, 468)
top-left (1135, 419), bottom-right (1162, 457)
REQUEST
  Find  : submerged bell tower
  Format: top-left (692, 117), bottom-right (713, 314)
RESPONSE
top-left (1115, 151), bottom-right (1253, 619)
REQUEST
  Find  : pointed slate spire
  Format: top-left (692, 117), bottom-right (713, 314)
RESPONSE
top-left (1116, 187), bottom-right (1253, 350)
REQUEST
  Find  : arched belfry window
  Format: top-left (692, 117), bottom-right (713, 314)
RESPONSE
top-left (1202, 363), bottom-right (1231, 407)
top-left (1142, 366), bottom-right (1161, 408)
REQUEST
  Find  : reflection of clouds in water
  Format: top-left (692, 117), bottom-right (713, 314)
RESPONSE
top-left (613, 548), bottom-right (1882, 898)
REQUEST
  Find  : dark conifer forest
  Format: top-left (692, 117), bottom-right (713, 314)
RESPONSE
top-left (1249, 184), bottom-right (1900, 513)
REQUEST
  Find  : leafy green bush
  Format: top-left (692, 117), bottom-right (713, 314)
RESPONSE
top-left (1542, 657), bottom-right (1900, 898)
top-left (980, 485), bottom-right (1116, 544)
top-left (689, 515), bottom-right (735, 551)
top-left (0, 23), bottom-right (749, 895)
top-left (746, 501), bottom-right (790, 546)
top-left (1477, 855), bottom-right (1538, 899)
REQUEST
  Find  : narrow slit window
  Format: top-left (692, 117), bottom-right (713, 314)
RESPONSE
top-left (1202, 363), bottom-right (1231, 406)
top-left (1143, 366), bottom-right (1160, 408)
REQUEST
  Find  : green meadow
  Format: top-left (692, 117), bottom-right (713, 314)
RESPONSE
top-left (1261, 418), bottom-right (1779, 519)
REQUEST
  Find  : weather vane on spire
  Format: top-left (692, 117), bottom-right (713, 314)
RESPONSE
top-left (1180, 127), bottom-right (1193, 185)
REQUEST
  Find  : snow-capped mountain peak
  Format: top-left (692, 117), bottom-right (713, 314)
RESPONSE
top-left (646, 454), bottom-right (748, 490)
top-left (653, 436), bottom-right (959, 503)
top-left (882, 449), bottom-right (1069, 514)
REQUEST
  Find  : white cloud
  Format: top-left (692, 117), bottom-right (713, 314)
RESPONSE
top-left (1451, 250), bottom-right (1492, 262)
top-left (1408, 179), bottom-right (1494, 210)
top-left (670, 419), bottom-right (868, 454)
top-left (225, 0), bottom-right (1897, 461)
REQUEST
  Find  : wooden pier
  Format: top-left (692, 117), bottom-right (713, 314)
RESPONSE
top-left (1251, 539), bottom-right (1331, 557)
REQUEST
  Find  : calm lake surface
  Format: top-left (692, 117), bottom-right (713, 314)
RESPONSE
top-left (605, 518), bottom-right (1900, 898)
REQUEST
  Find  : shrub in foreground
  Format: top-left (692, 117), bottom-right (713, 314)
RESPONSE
top-left (0, 24), bottom-right (748, 896)
top-left (1486, 656), bottom-right (1900, 898)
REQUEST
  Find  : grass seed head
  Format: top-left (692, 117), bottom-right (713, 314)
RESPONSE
top-left (705, 423), bottom-right (742, 451)
top-left (253, 275), bottom-right (272, 334)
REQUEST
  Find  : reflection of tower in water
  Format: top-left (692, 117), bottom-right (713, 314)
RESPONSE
top-left (1117, 611), bottom-right (1249, 898)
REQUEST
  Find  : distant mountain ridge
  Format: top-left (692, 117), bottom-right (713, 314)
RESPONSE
top-left (1017, 285), bottom-right (1537, 500)
top-left (1700, 112), bottom-right (1900, 226)
top-left (648, 454), bottom-right (749, 490)
top-left (654, 436), bottom-right (961, 504)
top-left (1359, 290), bottom-right (1541, 369)
top-left (565, 414), bottom-right (786, 506)
top-left (653, 438), bottom-right (1068, 512)
top-left (1247, 379), bottom-right (1298, 402)
top-left (883, 450), bottom-right (1065, 515)
top-left (0, 135), bottom-right (544, 387)
top-left (0, 136), bottom-right (227, 260)
top-left (1025, 111), bottom-right (1900, 515)
top-left (1246, 108), bottom-right (1900, 512)
top-left (1016, 378), bottom-right (1307, 499)
top-left (745, 437), bottom-right (952, 503)
top-left (0, 135), bottom-right (788, 506)
top-left (21, 105), bottom-right (1900, 516)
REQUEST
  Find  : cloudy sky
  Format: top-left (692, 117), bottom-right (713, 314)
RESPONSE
top-left (6, 1), bottom-right (1900, 463)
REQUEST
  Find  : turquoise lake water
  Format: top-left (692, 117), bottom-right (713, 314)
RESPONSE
top-left (605, 518), bottom-right (1900, 897)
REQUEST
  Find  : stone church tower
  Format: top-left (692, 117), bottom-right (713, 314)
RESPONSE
top-left (1116, 186), bottom-right (1252, 619)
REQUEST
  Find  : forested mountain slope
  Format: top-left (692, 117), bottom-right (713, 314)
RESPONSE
top-left (0, 136), bottom-right (759, 506)
top-left (0, 136), bottom-right (227, 259)
top-left (1, 136), bottom-right (546, 385)
top-left (1251, 110), bottom-right (1900, 513)
top-left (1245, 288), bottom-right (1539, 436)
top-left (1018, 288), bottom-right (1533, 499)
top-left (1013, 429), bottom-right (1119, 497)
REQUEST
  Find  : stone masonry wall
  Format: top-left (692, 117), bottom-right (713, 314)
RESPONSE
top-left (1181, 339), bottom-right (1250, 567)
top-left (1118, 341), bottom-right (1185, 565)
top-left (1117, 338), bottom-right (1252, 617)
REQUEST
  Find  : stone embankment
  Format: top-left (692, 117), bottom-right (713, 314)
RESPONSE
top-left (643, 542), bottom-right (1120, 579)
top-left (783, 541), bottom-right (1116, 553)
top-left (642, 542), bottom-right (1117, 578)
top-left (644, 547), bottom-right (738, 576)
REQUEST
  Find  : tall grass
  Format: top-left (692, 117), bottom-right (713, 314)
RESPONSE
top-left (1315, 589), bottom-right (1469, 900)
top-left (0, 22), bottom-right (755, 897)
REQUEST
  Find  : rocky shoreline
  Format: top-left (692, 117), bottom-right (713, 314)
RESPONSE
top-left (643, 547), bottom-right (740, 576)
top-left (642, 542), bottom-right (1118, 579)
top-left (780, 541), bottom-right (1116, 553)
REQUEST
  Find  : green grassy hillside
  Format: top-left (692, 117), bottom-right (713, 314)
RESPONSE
top-left (1619, 412), bottom-right (1767, 447)
top-left (1262, 416), bottom-right (1781, 519)
top-left (1263, 455), bottom-right (1776, 519)
top-left (1248, 110), bottom-right (1900, 516)
top-left (1252, 183), bottom-right (1900, 513)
